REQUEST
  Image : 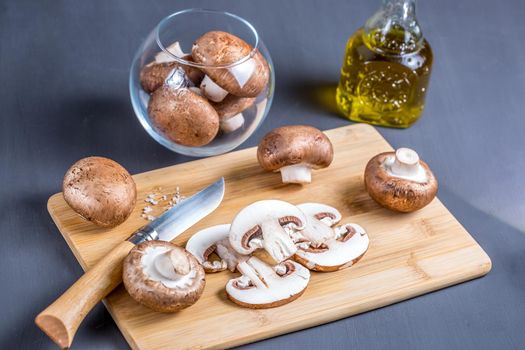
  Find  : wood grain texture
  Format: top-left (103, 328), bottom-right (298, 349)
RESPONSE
top-left (47, 124), bottom-right (491, 350)
top-left (35, 239), bottom-right (135, 349)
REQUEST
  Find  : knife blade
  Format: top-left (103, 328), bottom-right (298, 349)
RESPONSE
top-left (128, 177), bottom-right (225, 244)
top-left (36, 177), bottom-right (226, 350)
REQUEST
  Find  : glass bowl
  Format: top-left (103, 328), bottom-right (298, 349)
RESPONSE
top-left (129, 9), bottom-right (275, 157)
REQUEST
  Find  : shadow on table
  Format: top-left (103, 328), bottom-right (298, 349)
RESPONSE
top-left (281, 79), bottom-right (341, 116)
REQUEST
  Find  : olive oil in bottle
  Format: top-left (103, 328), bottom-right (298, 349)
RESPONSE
top-left (336, 0), bottom-right (432, 128)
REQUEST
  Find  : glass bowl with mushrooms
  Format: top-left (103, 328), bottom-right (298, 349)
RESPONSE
top-left (129, 9), bottom-right (275, 157)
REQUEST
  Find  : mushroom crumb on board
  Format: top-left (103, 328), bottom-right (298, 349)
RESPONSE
top-left (139, 186), bottom-right (186, 221)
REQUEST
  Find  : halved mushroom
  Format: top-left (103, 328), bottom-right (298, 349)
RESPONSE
top-left (293, 203), bottom-right (369, 272)
top-left (229, 200), bottom-right (306, 264)
top-left (192, 31), bottom-right (270, 99)
top-left (257, 125), bottom-right (334, 184)
top-left (123, 240), bottom-right (206, 312)
top-left (62, 156), bottom-right (137, 228)
top-left (225, 256), bottom-right (310, 308)
top-left (148, 68), bottom-right (219, 147)
top-left (364, 148), bottom-right (438, 212)
top-left (211, 95), bottom-right (255, 133)
top-left (186, 224), bottom-right (246, 272)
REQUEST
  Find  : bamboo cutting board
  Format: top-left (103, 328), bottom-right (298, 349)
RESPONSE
top-left (47, 124), bottom-right (491, 350)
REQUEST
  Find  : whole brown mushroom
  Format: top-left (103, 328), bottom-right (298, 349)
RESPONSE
top-left (148, 72), bottom-right (219, 147)
top-left (211, 94), bottom-right (255, 133)
top-left (364, 148), bottom-right (438, 212)
top-left (192, 31), bottom-right (270, 100)
top-left (62, 156), bottom-right (137, 228)
top-left (257, 125), bottom-right (334, 184)
top-left (123, 241), bottom-right (206, 312)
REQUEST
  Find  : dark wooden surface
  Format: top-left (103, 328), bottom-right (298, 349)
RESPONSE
top-left (1, 1), bottom-right (524, 349)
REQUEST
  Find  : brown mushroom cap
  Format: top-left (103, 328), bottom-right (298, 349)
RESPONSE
top-left (364, 151), bottom-right (438, 212)
top-left (211, 94), bottom-right (255, 121)
top-left (62, 156), bottom-right (137, 228)
top-left (140, 55), bottom-right (205, 94)
top-left (148, 85), bottom-right (219, 147)
top-left (123, 240), bottom-right (206, 313)
top-left (192, 31), bottom-right (270, 97)
top-left (257, 125), bottom-right (334, 171)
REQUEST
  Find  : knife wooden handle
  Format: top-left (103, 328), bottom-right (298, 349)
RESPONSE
top-left (35, 240), bottom-right (135, 349)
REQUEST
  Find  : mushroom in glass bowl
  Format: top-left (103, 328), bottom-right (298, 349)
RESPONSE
top-left (129, 9), bottom-right (274, 157)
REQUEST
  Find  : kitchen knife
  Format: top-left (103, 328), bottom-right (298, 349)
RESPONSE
top-left (35, 177), bottom-right (225, 349)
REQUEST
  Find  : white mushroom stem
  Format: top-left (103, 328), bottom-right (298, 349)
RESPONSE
top-left (226, 257), bottom-right (310, 307)
top-left (200, 75), bottom-right (229, 102)
top-left (220, 113), bottom-right (245, 133)
top-left (228, 57), bottom-right (256, 88)
top-left (385, 148), bottom-right (428, 183)
top-left (142, 246), bottom-right (197, 289)
top-left (261, 220), bottom-right (298, 263)
top-left (155, 41), bottom-right (185, 63)
top-left (280, 164), bottom-right (312, 184)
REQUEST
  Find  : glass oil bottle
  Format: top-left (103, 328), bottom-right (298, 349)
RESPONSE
top-left (336, 0), bottom-right (432, 128)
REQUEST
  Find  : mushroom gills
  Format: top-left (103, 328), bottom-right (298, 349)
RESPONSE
top-left (229, 200), bottom-right (306, 264)
top-left (280, 164), bottom-right (312, 184)
top-left (297, 203), bottom-right (341, 246)
top-left (200, 75), bottom-right (229, 102)
top-left (226, 257), bottom-right (310, 308)
top-left (295, 223), bottom-right (369, 272)
top-left (142, 246), bottom-right (198, 289)
top-left (186, 224), bottom-right (245, 272)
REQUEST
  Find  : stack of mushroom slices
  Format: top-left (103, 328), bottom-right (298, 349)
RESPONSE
top-left (186, 200), bottom-right (369, 309)
top-left (141, 31), bottom-right (270, 147)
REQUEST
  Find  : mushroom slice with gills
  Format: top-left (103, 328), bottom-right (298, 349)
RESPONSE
top-left (225, 256), bottom-right (310, 309)
top-left (192, 31), bottom-right (270, 98)
top-left (148, 68), bottom-right (219, 147)
top-left (229, 200), bottom-right (306, 264)
top-left (257, 125), bottom-right (334, 184)
top-left (296, 203), bottom-right (342, 247)
top-left (211, 95), bottom-right (256, 133)
top-left (294, 219), bottom-right (369, 272)
top-left (186, 224), bottom-right (246, 273)
top-left (364, 148), bottom-right (438, 213)
top-left (122, 240), bottom-right (206, 313)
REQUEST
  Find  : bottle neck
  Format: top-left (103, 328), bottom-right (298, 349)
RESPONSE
top-left (364, 0), bottom-right (423, 55)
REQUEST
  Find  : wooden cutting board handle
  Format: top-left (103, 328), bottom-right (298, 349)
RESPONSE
top-left (35, 240), bottom-right (135, 349)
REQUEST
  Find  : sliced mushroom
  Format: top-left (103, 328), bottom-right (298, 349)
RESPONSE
top-left (186, 224), bottom-right (246, 273)
top-left (62, 156), bottom-right (136, 228)
top-left (225, 256), bottom-right (310, 308)
top-left (148, 69), bottom-right (219, 147)
top-left (257, 125), bottom-right (334, 184)
top-left (293, 202), bottom-right (369, 272)
top-left (296, 203), bottom-right (341, 247)
top-left (122, 240), bottom-right (205, 312)
top-left (192, 31), bottom-right (270, 98)
top-left (364, 148), bottom-right (438, 212)
top-left (211, 95), bottom-right (255, 133)
top-left (229, 200), bottom-right (306, 264)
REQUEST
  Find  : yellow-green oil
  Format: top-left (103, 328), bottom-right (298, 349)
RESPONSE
top-left (336, 27), bottom-right (432, 128)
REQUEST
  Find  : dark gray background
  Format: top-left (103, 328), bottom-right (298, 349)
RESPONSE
top-left (1, 0), bottom-right (524, 349)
